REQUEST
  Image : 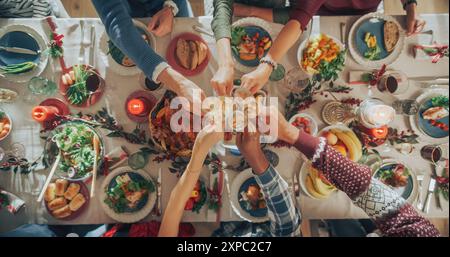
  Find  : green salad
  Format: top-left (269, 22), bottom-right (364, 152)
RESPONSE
top-left (52, 123), bottom-right (99, 179)
top-left (104, 173), bottom-right (155, 213)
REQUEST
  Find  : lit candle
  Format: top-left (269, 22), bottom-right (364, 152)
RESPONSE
top-left (31, 106), bottom-right (60, 122)
top-left (127, 98), bottom-right (147, 116)
top-left (365, 105), bottom-right (395, 127)
top-left (369, 125), bottom-right (389, 139)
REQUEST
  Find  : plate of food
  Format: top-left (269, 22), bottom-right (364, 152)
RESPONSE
top-left (230, 168), bottom-right (268, 223)
top-left (231, 17), bottom-right (273, 73)
top-left (348, 12), bottom-right (405, 68)
top-left (410, 88), bottom-right (449, 144)
top-left (59, 65), bottom-right (105, 107)
top-left (298, 33), bottom-right (345, 77)
top-left (373, 160), bottom-right (417, 202)
top-left (99, 19), bottom-right (156, 76)
top-left (319, 124), bottom-right (363, 162)
top-left (184, 179), bottom-right (208, 214)
top-left (44, 179), bottom-right (89, 220)
top-left (166, 33), bottom-right (210, 77)
top-left (299, 162), bottom-right (337, 200)
top-left (289, 113), bottom-right (318, 136)
top-left (0, 88), bottom-right (18, 103)
top-left (0, 109), bottom-right (12, 141)
top-left (149, 90), bottom-right (197, 157)
top-left (100, 166), bottom-right (156, 223)
top-left (0, 24), bottom-right (48, 83)
top-left (43, 121), bottom-right (104, 181)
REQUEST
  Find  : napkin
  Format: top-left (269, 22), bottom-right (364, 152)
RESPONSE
top-left (0, 189), bottom-right (25, 214)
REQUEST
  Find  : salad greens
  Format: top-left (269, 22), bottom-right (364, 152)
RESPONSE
top-left (364, 45), bottom-right (381, 60)
top-left (316, 50), bottom-right (346, 82)
top-left (104, 173), bottom-right (155, 213)
top-left (231, 26), bottom-right (246, 56)
top-left (52, 123), bottom-right (98, 179)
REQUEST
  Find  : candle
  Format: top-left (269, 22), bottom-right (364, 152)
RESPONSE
top-left (127, 98), bottom-right (148, 116)
top-left (32, 106), bottom-right (60, 122)
top-left (365, 105), bottom-right (395, 127)
top-left (369, 125), bottom-right (389, 139)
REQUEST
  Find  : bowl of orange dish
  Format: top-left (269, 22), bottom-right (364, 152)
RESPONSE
top-left (0, 109), bottom-right (11, 141)
top-left (297, 34), bottom-right (346, 77)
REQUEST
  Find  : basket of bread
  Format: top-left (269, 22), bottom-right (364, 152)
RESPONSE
top-left (44, 179), bottom-right (89, 220)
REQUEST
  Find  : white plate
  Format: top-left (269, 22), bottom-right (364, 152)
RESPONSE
top-left (297, 34), bottom-right (345, 77)
top-left (0, 24), bottom-right (49, 83)
top-left (409, 87), bottom-right (449, 144)
top-left (288, 113), bottom-right (318, 136)
top-left (100, 166), bottom-right (157, 223)
top-left (230, 168), bottom-right (269, 223)
top-left (348, 12), bottom-right (405, 69)
top-left (99, 20), bottom-right (156, 77)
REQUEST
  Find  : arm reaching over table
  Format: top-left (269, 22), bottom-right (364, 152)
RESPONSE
top-left (158, 124), bottom-right (223, 237)
top-left (92, 0), bottom-right (205, 108)
top-left (268, 107), bottom-right (440, 237)
top-left (236, 130), bottom-right (301, 237)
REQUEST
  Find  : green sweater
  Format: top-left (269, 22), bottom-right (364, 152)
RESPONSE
top-left (211, 0), bottom-right (290, 40)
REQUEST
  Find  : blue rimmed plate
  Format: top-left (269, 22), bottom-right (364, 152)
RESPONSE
top-left (0, 24), bottom-right (48, 83)
top-left (230, 168), bottom-right (269, 223)
top-left (100, 166), bottom-right (156, 223)
top-left (373, 160), bottom-right (418, 203)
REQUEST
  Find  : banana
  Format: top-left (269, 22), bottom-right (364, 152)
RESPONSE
top-left (331, 129), bottom-right (361, 161)
top-left (344, 130), bottom-right (363, 154)
top-left (305, 174), bottom-right (328, 199)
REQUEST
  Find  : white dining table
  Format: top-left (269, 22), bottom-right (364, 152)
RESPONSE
top-left (0, 14), bottom-right (448, 235)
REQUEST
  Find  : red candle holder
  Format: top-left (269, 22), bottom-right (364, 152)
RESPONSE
top-left (32, 98), bottom-right (70, 124)
top-left (354, 123), bottom-right (389, 148)
top-left (125, 90), bottom-right (157, 123)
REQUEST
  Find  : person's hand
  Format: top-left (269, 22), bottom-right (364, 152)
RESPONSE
top-left (211, 66), bottom-right (234, 96)
top-left (405, 5), bottom-right (426, 36)
top-left (147, 6), bottom-right (174, 37)
top-left (189, 123), bottom-right (223, 171)
top-left (240, 63), bottom-right (272, 94)
top-left (258, 105), bottom-right (298, 145)
top-left (236, 130), bottom-right (269, 174)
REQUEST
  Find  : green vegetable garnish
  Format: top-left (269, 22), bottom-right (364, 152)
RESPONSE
top-left (0, 61), bottom-right (37, 74)
top-left (431, 96), bottom-right (449, 109)
top-left (364, 45), bottom-right (381, 60)
top-left (66, 65), bottom-right (92, 105)
top-left (231, 26), bottom-right (246, 46)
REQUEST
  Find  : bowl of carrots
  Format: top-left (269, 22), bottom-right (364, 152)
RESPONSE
top-left (297, 34), bottom-right (345, 77)
top-left (0, 109), bottom-right (12, 141)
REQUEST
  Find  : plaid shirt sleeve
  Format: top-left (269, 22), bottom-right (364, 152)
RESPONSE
top-left (253, 165), bottom-right (301, 237)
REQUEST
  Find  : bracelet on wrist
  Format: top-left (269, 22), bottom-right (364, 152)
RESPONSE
top-left (259, 56), bottom-right (277, 70)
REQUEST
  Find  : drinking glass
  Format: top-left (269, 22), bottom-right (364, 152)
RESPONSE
top-left (377, 71), bottom-right (409, 95)
top-left (392, 99), bottom-right (420, 115)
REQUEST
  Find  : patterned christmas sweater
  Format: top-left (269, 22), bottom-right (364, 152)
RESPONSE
top-left (293, 130), bottom-right (440, 237)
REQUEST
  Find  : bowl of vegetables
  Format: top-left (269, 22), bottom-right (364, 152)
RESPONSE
top-left (43, 121), bottom-right (104, 181)
top-left (0, 109), bottom-right (12, 141)
top-left (60, 65), bottom-right (105, 107)
top-left (297, 34), bottom-right (346, 78)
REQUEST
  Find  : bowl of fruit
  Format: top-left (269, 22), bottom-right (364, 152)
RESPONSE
top-left (319, 124), bottom-right (363, 162)
top-left (289, 113), bottom-right (318, 136)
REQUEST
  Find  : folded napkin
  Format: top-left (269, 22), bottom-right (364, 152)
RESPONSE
top-left (0, 190), bottom-right (25, 214)
top-left (413, 32), bottom-right (449, 63)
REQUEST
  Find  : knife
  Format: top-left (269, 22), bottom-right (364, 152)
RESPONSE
top-left (0, 46), bottom-right (39, 55)
top-left (431, 165), bottom-right (443, 210)
top-left (157, 167), bottom-right (162, 216)
top-left (422, 178), bottom-right (436, 213)
top-left (409, 76), bottom-right (449, 85)
top-left (89, 24), bottom-right (96, 67)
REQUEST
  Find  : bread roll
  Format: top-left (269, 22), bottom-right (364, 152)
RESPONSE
top-left (189, 41), bottom-right (199, 70)
top-left (48, 197), bottom-right (67, 211)
top-left (64, 183), bottom-right (80, 200)
top-left (44, 183), bottom-right (56, 202)
top-left (52, 205), bottom-right (71, 219)
top-left (55, 179), bottom-right (68, 196)
top-left (384, 21), bottom-right (399, 53)
top-left (196, 41), bottom-right (208, 65)
top-left (176, 38), bottom-right (190, 69)
top-left (69, 193), bottom-right (86, 212)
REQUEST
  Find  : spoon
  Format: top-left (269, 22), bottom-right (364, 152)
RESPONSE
top-left (90, 135), bottom-right (100, 198)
